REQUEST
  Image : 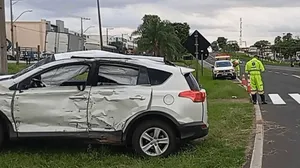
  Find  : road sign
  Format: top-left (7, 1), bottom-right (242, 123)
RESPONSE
top-left (184, 30), bottom-right (211, 60)
top-left (183, 30), bottom-right (211, 79)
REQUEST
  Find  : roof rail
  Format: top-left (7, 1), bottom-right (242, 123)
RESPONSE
top-left (70, 55), bottom-right (175, 66)
top-left (164, 60), bottom-right (176, 66)
top-left (70, 56), bottom-right (131, 60)
top-left (71, 56), bottom-right (94, 59)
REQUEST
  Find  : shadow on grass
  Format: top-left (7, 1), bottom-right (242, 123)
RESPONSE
top-left (2, 138), bottom-right (203, 158)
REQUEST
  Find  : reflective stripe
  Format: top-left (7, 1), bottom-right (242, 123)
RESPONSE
top-left (258, 91), bottom-right (264, 94)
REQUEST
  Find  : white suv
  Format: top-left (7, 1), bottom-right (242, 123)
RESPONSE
top-left (212, 60), bottom-right (236, 80)
top-left (0, 50), bottom-right (208, 157)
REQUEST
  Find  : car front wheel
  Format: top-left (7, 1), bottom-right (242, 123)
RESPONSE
top-left (132, 120), bottom-right (177, 157)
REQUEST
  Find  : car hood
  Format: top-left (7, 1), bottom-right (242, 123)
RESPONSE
top-left (214, 67), bottom-right (234, 71)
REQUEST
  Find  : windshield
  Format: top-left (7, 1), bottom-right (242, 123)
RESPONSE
top-left (11, 55), bottom-right (55, 79)
top-left (215, 61), bottom-right (232, 67)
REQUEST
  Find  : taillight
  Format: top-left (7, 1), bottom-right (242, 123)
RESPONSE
top-left (178, 90), bottom-right (206, 102)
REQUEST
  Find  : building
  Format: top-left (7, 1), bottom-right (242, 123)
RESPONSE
top-left (6, 19), bottom-right (86, 57)
top-left (6, 19), bottom-right (47, 52)
top-left (86, 34), bottom-right (137, 50)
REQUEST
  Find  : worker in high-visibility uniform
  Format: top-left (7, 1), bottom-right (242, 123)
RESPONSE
top-left (245, 55), bottom-right (267, 104)
top-left (231, 59), bottom-right (241, 77)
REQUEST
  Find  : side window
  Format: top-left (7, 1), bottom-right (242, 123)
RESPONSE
top-left (39, 65), bottom-right (89, 86)
top-left (147, 68), bottom-right (172, 85)
top-left (184, 73), bottom-right (200, 91)
top-left (97, 65), bottom-right (139, 86)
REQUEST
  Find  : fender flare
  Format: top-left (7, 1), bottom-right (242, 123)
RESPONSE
top-left (122, 111), bottom-right (180, 142)
top-left (0, 110), bottom-right (17, 138)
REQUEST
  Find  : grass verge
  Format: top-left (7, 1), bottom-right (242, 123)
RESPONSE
top-left (177, 60), bottom-right (249, 99)
top-left (0, 61), bottom-right (254, 168)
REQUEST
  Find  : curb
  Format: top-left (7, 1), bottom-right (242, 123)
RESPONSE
top-left (250, 105), bottom-right (263, 168)
top-left (239, 75), bottom-right (264, 168)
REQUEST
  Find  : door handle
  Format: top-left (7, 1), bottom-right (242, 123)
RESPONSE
top-left (69, 96), bottom-right (87, 100)
top-left (129, 95), bottom-right (145, 100)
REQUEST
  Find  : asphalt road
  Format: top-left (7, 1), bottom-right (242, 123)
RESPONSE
top-left (259, 65), bottom-right (300, 168)
top-left (206, 54), bottom-right (300, 168)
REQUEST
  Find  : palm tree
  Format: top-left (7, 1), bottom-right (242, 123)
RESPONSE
top-left (132, 16), bottom-right (181, 60)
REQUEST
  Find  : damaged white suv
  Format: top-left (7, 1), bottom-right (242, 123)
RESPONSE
top-left (0, 50), bottom-right (208, 157)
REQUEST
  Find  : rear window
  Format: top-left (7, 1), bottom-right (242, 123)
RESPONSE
top-left (147, 68), bottom-right (172, 85)
top-left (184, 73), bottom-right (200, 91)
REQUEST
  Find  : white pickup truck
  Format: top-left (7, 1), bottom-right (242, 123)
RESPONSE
top-left (211, 60), bottom-right (236, 80)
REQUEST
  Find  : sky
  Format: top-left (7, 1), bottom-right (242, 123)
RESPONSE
top-left (4, 0), bottom-right (300, 46)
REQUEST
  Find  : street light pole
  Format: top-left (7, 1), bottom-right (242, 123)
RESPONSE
top-left (96, 0), bottom-right (103, 50)
top-left (80, 17), bottom-right (90, 50)
top-left (106, 27), bottom-right (113, 45)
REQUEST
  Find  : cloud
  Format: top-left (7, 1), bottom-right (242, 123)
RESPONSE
top-left (4, 0), bottom-right (300, 46)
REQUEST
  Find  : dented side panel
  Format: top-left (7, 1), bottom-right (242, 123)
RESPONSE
top-left (0, 90), bottom-right (17, 131)
top-left (14, 86), bottom-right (90, 133)
top-left (88, 85), bottom-right (152, 131)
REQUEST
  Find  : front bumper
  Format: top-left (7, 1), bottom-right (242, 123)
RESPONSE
top-left (178, 121), bottom-right (209, 141)
top-left (214, 72), bottom-right (236, 78)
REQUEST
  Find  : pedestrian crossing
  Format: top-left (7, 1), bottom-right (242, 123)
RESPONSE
top-left (267, 93), bottom-right (300, 105)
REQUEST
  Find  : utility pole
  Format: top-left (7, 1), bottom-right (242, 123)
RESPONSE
top-left (0, 0), bottom-right (8, 74)
top-left (106, 27), bottom-right (113, 45)
top-left (96, 0), bottom-right (103, 50)
top-left (10, 0), bottom-right (14, 62)
top-left (106, 28), bottom-right (108, 45)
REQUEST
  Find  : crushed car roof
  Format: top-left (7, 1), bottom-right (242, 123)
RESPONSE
top-left (54, 50), bottom-right (165, 63)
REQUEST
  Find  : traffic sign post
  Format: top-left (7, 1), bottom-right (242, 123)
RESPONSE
top-left (184, 30), bottom-right (211, 79)
top-left (194, 32), bottom-right (199, 83)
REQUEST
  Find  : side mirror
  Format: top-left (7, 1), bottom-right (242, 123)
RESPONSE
top-left (211, 66), bottom-right (214, 69)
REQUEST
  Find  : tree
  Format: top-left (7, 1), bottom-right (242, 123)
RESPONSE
top-left (253, 40), bottom-right (271, 49)
top-left (272, 33), bottom-right (300, 59)
top-left (171, 22), bottom-right (190, 44)
top-left (274, 36), bottom-right (281, 44)
top-left (211, 41), bottom-right (219, 52)
top-left (132, 15), bottom-right (182, 60)
top-left (282, 33), bottom-right (293, 41)
top-left (216, 37), bottom-right (227, 50)
top-left (226, 43), bottom-right (239, 52)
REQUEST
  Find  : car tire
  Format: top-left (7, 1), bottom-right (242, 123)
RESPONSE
top-left (132, 120), bottom-right (177, 157)
top-left (0, 124), bottom-right (4, 149)
top-left (231, 76), bottom-right (237, 80)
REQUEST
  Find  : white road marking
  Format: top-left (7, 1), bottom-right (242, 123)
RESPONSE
top-left (268, 94), bottom-right (286, 104)
top-left (289, 93), bottom-right (300, 104)
top-left (282, 73), bottom-right (288, 76)
top-left (292, 75), bottom-right (300, 79)
top-left (268, 71), bottom-right (272, 72)
top-left (275, 72), bottom-right (280, 74)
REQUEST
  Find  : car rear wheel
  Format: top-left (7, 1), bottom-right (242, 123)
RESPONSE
top-left (0, 124), bottom-right (4, 149)
top-left (132, 120), bottom-right (177, 157)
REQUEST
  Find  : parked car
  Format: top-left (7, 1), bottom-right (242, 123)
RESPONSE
top-left (212, 60), bottom-right (236, 80)
top-left (0, 50), bottom-right (209, 157)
